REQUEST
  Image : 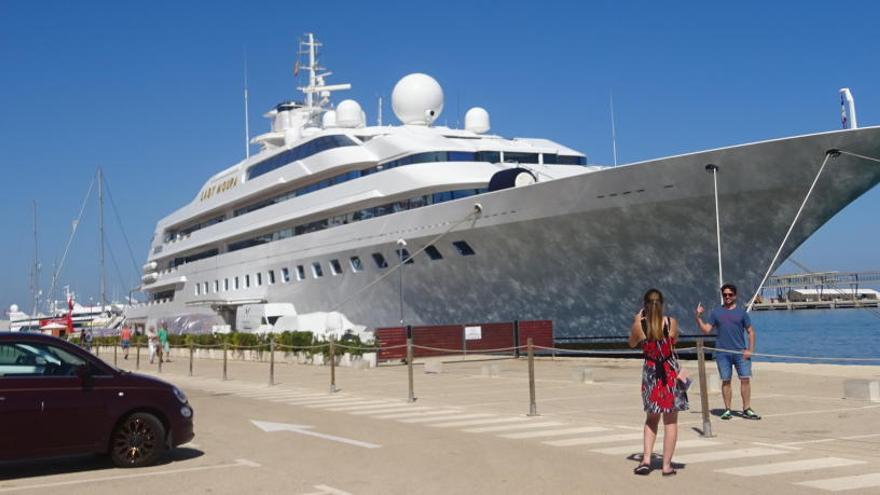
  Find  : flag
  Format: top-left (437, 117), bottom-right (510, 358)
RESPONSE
top-left (293, 60), bottom-right (300, 76)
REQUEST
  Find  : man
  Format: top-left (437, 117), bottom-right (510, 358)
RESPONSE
top-left (695, 283), bottom-right (761, 420)
top-left (120, 325), bottom-right (132, 360)
top-left (158, 323), bottom-right (170, 363)
top-left (147, 326), bottom-right (158, 364)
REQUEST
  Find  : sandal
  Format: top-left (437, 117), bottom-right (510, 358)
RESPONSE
top-left (662, 469), bottom-right (677, 477)
top-left (743, 407), bottom-right (762, 420)
top-left (720, 409), bottom-right (732, 420)
top-left (633, 464), bottom-right (652, 475)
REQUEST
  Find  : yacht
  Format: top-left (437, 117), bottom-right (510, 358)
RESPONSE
top-left (125, 34), bottom-right (880, 338)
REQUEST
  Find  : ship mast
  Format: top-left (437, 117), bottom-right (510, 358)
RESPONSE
top-left (98, 167), bottom-right (107, 310)
top-left (30, 200), bottom-right (40, 317)
top-left (297, 33), bottom-right (351, 112)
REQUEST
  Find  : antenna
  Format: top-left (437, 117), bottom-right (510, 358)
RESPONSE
top-left (377, 95), bottom-right (383, 126)
top-left (244, 49), bottom-right (251, 158)
top-left (840, 88), bottom-right (858, 129)
top-left (30, 200), bottom-right (40, 317)
top-left (98, 167), bottom-right (107, 310)
top-left (610, 91), bottom-right (619, 166)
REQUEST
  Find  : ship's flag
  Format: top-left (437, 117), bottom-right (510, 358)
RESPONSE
top-left (293, 60), bottom-right (300, 76)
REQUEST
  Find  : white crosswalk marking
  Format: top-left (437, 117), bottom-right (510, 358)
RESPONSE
top-left (431, 417), bottom-right (529, 428)
top-left (306, 399), bottom-right (377, 408)
top-left (673, 448), bottom-right (788, 464)
top-left (350, 406), bottom-right (432, 416)
top-left (796, 473), bottom-right (880, 492)
top-left (399, 413), bottom-right (492, 424)
top-left (270, 393), bottom-right (334, 402)
top-left (590, 439), bottom-right (720, 455)
top-left (464, 421), bottom-right (564, 433)
top-left (544, 433), bottom-right (644, 447)
top-left (717, 457), bottom-right (866, 477)
top-left (326, 402), bottom-right (403, 412)
top-left (283, 396), bottom-right (355, 405)
top-left (374, 409), bottom-right (464, 420)
top-left (500, 426), bottom-right (611, 440)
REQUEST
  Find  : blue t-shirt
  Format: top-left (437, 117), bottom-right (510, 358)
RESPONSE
top-left (709, 305), bottom-right (751, 350)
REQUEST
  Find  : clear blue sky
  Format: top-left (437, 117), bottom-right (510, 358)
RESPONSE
top-left (1, 0), bottom-right (878, 313)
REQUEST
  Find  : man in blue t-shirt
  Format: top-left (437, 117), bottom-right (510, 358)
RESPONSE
top-left (696, 283), bottom-right (761, 420)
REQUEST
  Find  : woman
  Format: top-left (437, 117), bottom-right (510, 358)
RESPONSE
top-left (628, 288), bottom-right (688, 476)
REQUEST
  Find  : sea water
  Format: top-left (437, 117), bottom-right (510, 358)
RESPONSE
top-left (749, 309), bottom-right (880, 364)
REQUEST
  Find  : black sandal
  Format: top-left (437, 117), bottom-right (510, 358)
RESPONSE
top-left (634, 464), bottom-right (652, 475)
top-left (662, 469), bottom-right (677, 477)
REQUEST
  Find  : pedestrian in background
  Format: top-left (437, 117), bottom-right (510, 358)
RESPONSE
top-left (696, 283), bottom-right (761, 420)
top-left (120, 325), bottom-right (132, 359)
top-left (158, 323), bottom-right (170, 362)
top-left (147, 326), bottom-right (159, 364)
top-left (629, 288), bottom-right (688, 476)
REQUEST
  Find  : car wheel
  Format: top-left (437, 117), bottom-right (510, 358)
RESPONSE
top-left (110, 412), bottom-right (167, 468)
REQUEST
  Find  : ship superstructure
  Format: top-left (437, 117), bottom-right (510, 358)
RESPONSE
top-left (126, 34), bottom-right (880, 338)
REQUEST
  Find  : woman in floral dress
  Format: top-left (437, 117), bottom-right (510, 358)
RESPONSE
top-left (628, 288), bottom-right (688, 476)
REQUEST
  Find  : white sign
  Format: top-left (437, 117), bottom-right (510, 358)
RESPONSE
top-left (464, 326), bottom-right (482, 340)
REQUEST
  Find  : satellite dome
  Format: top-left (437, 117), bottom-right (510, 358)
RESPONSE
top-left (336, 100), bottom-right (363, 128)
top-left (391, 73), bottom-right (444, 125)
top-left (322, 110), bottom-right (338, 128)
top-left (465, 107), bottom-right (490, 134)
top-left (9, 304), bottom-right (19, 313)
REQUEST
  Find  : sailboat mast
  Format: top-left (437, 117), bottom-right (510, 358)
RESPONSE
top-left (98, 167), bottom-right (107, 309)
top-left (30, 200), bottom-right (40, 316)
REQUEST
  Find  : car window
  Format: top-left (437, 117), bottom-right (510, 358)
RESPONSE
top-left (0, 342), bottom-right (88, 377)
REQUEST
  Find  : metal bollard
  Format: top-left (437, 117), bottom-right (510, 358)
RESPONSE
top-left (223, 342), bottom-right (228, 381)
top-left (158, 351), bottom-right (163, 373)
top-left (189, 342), bottom-right (194, 377)
top-left (528, 337), bottom-right (537, 416)
top-left (96, 344), bottom-right (100, 357)
top-left (407, 337), bottom-right (415, 402)
top-left (697, 338), bottom-right (715, 437)
top-left (269, 338), bottom-right (275, 386)
top-left (136, 342), bottom-right (141, 369)
top-left (113, 338), bottom-right (118, 366)
top-left (329, 338), bottom-right (337, 393)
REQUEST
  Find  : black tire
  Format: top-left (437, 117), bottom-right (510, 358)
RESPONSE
top-left (110, 412), bottom-right (167, 468)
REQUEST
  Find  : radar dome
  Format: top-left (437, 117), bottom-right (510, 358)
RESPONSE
top-left (322, 110), bottom-right (338, 128)
top-left (465, 107), bottom-right (490, 134)
top-left (9, 304), bottom-right (19, 313)
top-left (391, 73), bottom-right (444, 125)
top-left (336, 100), bottom-right (363, 128)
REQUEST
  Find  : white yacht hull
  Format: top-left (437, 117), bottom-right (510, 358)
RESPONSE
top-left (126, 126), bottom-right (880, 337)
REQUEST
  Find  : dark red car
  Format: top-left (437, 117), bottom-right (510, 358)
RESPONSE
top-left (0, 332), bottom-right (193, 467)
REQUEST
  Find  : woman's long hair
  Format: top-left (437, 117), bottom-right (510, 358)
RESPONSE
top-left (642, 289), bottom-right (665, 341)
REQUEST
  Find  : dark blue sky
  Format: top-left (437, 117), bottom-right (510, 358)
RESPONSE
top-left (1, 0), bottom-right (878, 312)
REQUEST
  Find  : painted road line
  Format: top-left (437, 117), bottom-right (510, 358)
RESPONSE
top-left (306, 399), bottom-right (379, 408)
top-left (0, 458), bottom-right (260, 493)
top-left (500, 426), bottom-right (611, 440)
top-left (431, 417), bottom-right (529, 428)
top-left (350, 406), bottom-right (433, 416)
top-left (464, 421), bottom-right (564, 433)
top-left (591, 439), bottom-right (721, 455)
top-left (374, 409), bottom-right (464, 420)
top-left (320, 400), bottom-right (392, 410)
top-left (796, 473), bottom-right (880, 492)
top-left (326, 402), bottom-right (406, 412)
top-left (717, 457), bottom-right (866, 477)
top-left (284, 397), bottom-right (361, 406)
top-left (399, 413), bottom-right (493, 424)
top-left (252, 420), bottom-right (381, 449)
top-left (544, 433), bottom-right (645, 447)
top-left (257, 392), bottom-right (329, 401)
top-left (271, 393), bottom-right (336, 402)
top-left (303, 485), bottom-right (353, 495)
top-left (673, 448), bottom-right (788, 464)
top-left (780, 433), bottom-right (880, 447)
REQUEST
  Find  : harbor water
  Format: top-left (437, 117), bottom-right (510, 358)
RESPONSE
top-left (749, 308), bottom-right (880, 364)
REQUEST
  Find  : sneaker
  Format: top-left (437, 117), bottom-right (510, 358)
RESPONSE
top-left (743, 407), bottom-right (762, 420)
top-left (720, 409), bottom-right (733, 420)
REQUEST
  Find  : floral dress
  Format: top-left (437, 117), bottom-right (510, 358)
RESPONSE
top-left (640, 316), bottom-right (689, 414)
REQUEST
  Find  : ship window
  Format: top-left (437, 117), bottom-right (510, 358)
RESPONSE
top-left (204, 282), bottom-right (210, 294)
top-left (296, 265), bottom-right (305, 281)
top-left (372, 253), bottom-right (388, 269)
top-left (224, 278), bottom-right (229, 291)
top-left (268, 270), bottom-right (276, 284)
top-left (256, 272), bottom-right (263, 286)
top-left (330, 259), bottom-right (343, 275)
top-left (476, 151), bottom-right (501, 163)
top-left (395, 248), bottom-right (415, 264)
top-left (281, 268), bottom-right (290, 283)
top-left (234, 276), bottom-right (240, 290)
top-left (245, 274), bottom-right (251, 288)
top-left (503, 152), bottom-right (539, 164)
top-left (246, 135), bottom-right (359, 180)
top-left (195, 284), bottom-right (200, 296)
top-left (350, 256), bottom-right (364, 272)
top-left (424, 245), bottom-right (443, 260)
top-left (312, 262), bottom-right (324, 278)
top-left (556, 155), bottom-right (587, 165)
top-left (214, 280), bottom-right (219, 293)
top-left (453, 240), bottom-right (476, 256)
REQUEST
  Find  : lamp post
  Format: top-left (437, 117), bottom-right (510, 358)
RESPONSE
top-left (397, 238), bottom-right (407, 326)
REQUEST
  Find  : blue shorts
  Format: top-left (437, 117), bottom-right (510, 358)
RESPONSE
top-left (715, 350), bottom-right (751, 381)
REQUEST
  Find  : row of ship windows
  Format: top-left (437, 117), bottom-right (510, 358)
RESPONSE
top-left (166, 148), bottom-right (585, 242)
top-left (192, 240), bottom-right (476, 296)
top-left (170, 188), bottom-right (486, 268)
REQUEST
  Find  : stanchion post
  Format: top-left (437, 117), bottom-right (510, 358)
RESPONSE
top-left (158, 350), bottom-right (163, 373)
top-left (406, 334), bottom-right (415, 403)
top-left (513, 320), bottom-right (521, 359)
top-left (189, 342), bottom-right (194, 377)
top-left (113, 337), bottom-right (118, 366)
top-left (329, 337), bottom-right (338, 393)
top-left (223, 342), bottom-right (229, 381)
top-left (135, 341), bottom-right (140, 369)
top-left (697, 338), bottom-right (715, 438)
top-left (269, 337), bottom-right (275, 386)
top-left (528, 337), bottom-right (537, 416)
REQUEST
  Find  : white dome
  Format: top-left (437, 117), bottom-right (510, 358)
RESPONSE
top-left (9, 304), bottom-right (19, 313)
top-left (465, 107), bottom-right (490, 134)
top-left (336, 100), bottom-right (363, 128)
top-left (322, 110), bottom-right (337, 128)
top-left (391, 73), bottom-right (444, 125)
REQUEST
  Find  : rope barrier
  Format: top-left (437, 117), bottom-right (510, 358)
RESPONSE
top-left (704, 346), bottom-right (880, 362)
top-left (333, 342), bottom-right (384, 352)
top-left (275, 343), bottom-right (328, 351)
top-left (411, 344), bottom-right (520, 353)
